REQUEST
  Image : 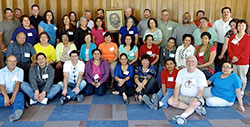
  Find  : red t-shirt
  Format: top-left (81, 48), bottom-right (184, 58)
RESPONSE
top-left (193, 20), bottom-right (212, 27)
top-left (139, 44), bottom-right (159, 63)
top-left (161, 68), bottom-right (179, 89)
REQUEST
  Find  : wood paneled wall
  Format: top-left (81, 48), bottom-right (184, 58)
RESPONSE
top-left (1, 0), bottom-right (250, 29)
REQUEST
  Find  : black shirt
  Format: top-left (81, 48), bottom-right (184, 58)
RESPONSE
top-left (30, 15), bottom-right (43, 32)
top-left (74, 27), bottom-right (91, 51)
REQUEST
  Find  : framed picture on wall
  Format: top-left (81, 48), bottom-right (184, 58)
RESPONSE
top-left (105, 9), bottom-right (124, 33)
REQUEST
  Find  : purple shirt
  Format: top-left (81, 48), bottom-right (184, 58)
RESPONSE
top-left (12, 26), bottom-right (38, 46)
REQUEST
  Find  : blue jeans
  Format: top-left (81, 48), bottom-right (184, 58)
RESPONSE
top-left (0, 92), bottom-right (24, 114)
top-left (157, 66), bottom-right (164, 86)
top-left (21, 82), bottom-right (61, 100)
top-left (157, 88), bottom-right (174, 108)
top-left (59, 80), bottom-right (86, 99)
top-left (84, 82), bottom-right (107, 96)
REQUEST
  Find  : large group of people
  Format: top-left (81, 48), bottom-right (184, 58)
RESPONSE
top-left (0, 5), bottom-right (249, 125)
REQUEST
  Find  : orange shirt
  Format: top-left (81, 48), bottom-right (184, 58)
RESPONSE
top-left (98, 42), bottom-right (118, 61)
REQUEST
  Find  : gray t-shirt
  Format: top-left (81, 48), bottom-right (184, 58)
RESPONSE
top-left (171, 23), bottom-right (196, 46)
top-left (137, 18), bottom-right (149, 38)
top-left (0, 19), bottom-right (21, 46)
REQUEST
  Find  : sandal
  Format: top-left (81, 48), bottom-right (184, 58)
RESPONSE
top-left (172, 115), bottom-right (187, 125)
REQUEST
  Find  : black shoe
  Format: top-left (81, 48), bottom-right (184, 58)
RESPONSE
top-left (60, 96), bottom-right (69, 105)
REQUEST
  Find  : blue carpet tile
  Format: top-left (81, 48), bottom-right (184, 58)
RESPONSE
top-left (169, 120), bottom-right (212, 127)
top-left (205, 107), bottom-right (244, 119)
top-left (1, 122), bottom-right (45, 127)
top-left (86, 120), bottom-right (128, 127)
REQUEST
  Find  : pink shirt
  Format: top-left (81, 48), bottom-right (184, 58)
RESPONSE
top-left (91, 28), bottom-right (108, 47)
top-left (195, 45), bottom-right (216, 73)
top-left (92, 62), bottom-right (101, 80)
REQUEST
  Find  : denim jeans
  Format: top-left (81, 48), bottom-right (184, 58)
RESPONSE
top-left (84, 82), bottom-right (107, 96)
top-left (157, 66), bottom-right (164, 86)
top-left (21, 82), bottom-right (61, 100)
top-left (0, 92), bottom-right (24, 114)
top-left (157, 88), bottom-right (174, 108)
top-left (59, 80), bottom-right (86, 100)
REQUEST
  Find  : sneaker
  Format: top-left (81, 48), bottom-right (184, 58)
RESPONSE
top-left (172, 115), bottom-right (187, 125)
top-left (9, 109), bottom-right (23, 122)
top-left (29, 99), bottom-right (37, 105)
top-left (195, 106), bottom-right (206, 116)
top-left (40, 98), bottom-right (48, 105)
top-left (143, 95), bottom-right (155, 110)
top-left (241, 91), bottom-right (244, 97)
top-left (76, 94), bottom-right (84, 103)
top-left (60, 96), bottom-right (69, 105)
top-left (151, 94), bottom-right (159, 110)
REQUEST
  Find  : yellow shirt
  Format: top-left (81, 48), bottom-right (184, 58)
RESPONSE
top-left (34, 43), bottom-right (56, 63)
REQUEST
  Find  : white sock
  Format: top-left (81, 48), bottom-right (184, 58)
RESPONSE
top-left (180, 113), bottom-right (188, 118)
top-left (67, 95), bottom-right (70, 99)
top-left (159, 101), bottom-right (164, 107)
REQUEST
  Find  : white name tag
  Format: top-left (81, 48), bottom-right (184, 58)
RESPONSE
top-left (169, 53), bottom-right (175, 58)
top-left (12, 76), bottom-right (18, 82)
top-left (129, 52), bottom-right (135, 56)
top-left (146, 69), bottom-right (150, 73)
top-left (147, 51), bottom-right (152, 55)
top-left (54, 27), bottom-right (57, 30)
top-left (167, 27), bottom-right (173, 30)
top-left (27, 32), bottom-right (33, 37)
top-left (123, 71), bottom-right (129, 75)
top-left (168, 77), bottom-right (174, 82)
top-left (232, 39), bottom-right (238, 45)
top-left (42, 74), bottom-right (49, 79)
top-left (68, 31), bottom-right (73, 35)
top-left (109, 47), bottom-right (114, 51)
top-left (102, 32), bottom-right (106, 36)
top-left (94, 74), bottom-right (99, 79)
top-left (129, 31), bottom-right (134, 34)
top-left (199, 52), bottom-right (204, 57)
top-left (24, 52), bottom-right (30, 58)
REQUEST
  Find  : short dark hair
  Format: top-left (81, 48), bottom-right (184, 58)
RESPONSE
top-left (84, 33), bottom-right (93, 42)
top-left (182, 34), bottom-right (194, 42)
top-left (120, 53), bottom-right (128, 59)
top-left (39, 32), bottom-right (50, 42)
top-left (20, 15), bottom-right (30, 24)
top-left (144, 34), bottom-right (154, 41)
top-left (97, 8), bottom-right (104, 13)
top-left (104, 32), bottom-right (112, 38)
top-left (201, 32), bottom-right (211, 40)
top-left (43, 10), bottom-right (55, 24)
top-left (69, 50), bottom-right (79, 57)
top-left (31, 4), bottom-right (39, 10)
top-left (144, 9), bottom-right (151, 13)
top-left (236, 19), bottom-right (249, 33)
top-left (222, 61), bottom-right (233, 68)
top-left (165, 58), bottom-right (176, 66)
top-left (161, 9), bottom-right (169, 13)
top-left (92, 48), bottom-right (102, 55)
top-left (229, 18), bottom-right (239, 25)
top-left (196, 10), bottom-right (205, 16)
top-left (4, 8), bottom-right (13, 14)
top-left (148, 18), bottom-right (158, 28)
top-left (167, 37), bottom-right (177, 46)
top-left (221, 7), bottom-right (231, 14)
top-left (141, 54), bottom-right (151, 61)
top-left (199, 17), bottom-right (209, 22)
top-left (36, 52), bottom-right (47, 59)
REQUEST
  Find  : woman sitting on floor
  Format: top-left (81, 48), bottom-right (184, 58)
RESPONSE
top-left (134, 54), bottom-right (158, 103)
top-left (203, 61), bottom-right (245, 112)
top-left (113, 53), bottom-right (135, 104)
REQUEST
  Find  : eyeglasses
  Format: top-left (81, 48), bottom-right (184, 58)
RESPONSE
top-left (222, 66), bottom-right (232, 69)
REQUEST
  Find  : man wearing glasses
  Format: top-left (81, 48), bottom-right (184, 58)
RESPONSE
top-left (168, 56), bottom-right (207, 125)
top-left (59, 50), bottom-right (86, 105)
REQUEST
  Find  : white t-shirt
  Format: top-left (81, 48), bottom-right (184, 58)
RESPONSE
top-left (175, 68), bottom-right (207, 96)
top-left (213, 18), bottom-right (232, 44)
top-left (175, 44), bottom-right (195, 67)
top-left (85, 48), bottom-right (89, 61)
top-left (63, 60), bottom-right (85, 83)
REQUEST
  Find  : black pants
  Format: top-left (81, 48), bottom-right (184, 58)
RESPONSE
top-left (113, 80), bottom-right (135, 96)
top-left (137, 77), bottom-right (158, 95)
top-left (84, 82), bottom-right (107, 96)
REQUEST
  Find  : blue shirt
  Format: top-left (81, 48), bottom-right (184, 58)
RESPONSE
top-left (114, 64), bottom-right (134, 87)
top-left (209, 72), bottom-right (241, 103)
top-left (6, 41), bottom-right (36, 65)
top-left (135, 65), bottom-right (156, 78)
top-left (118, 44), bottom-right (138, 61)
top-left (119, 26), bottom-right (138, 44)
top-left (38, 21), bottom-right (57, 47)
top-left (79, 43), bottom-right (97, 62)
top-left (11, 26), bottom-right (38, 45)
top-left (0, 66), bottom-right (24, 94)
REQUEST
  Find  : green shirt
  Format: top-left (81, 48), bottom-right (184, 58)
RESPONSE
top-left (192, 28), bottom-right (218, 46)
top-left (158, 20), bottom-right (178, 47)
top-left (0, 19), bottom-right (21, 46)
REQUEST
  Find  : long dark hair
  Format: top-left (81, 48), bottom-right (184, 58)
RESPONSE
top-left (124, 34), bottom-right (135, 50)
top-left (94, 17), bottom-right (106, 31)
top-left (61, 14), bottom-right (75, 33)
top-left (43, 10), bottom-right (55, 24)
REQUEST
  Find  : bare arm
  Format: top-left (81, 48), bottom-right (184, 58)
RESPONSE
top-left (10, 81), bottom-right (21, 104)
top-left (134, 34), bottom-right (139, 45)
top-left (161, 84), bottom-right (166, 96)
top-left (0, 84), bottom-right (10, 106)
top-left (155, 40), bottom-right (162, 46)
top-left (130, 51), bottom-right (138, 64)
top-left (219, 37), bottom-right (229, 58)
top-left (118, 34), bottom-right (122, 45)
top-left (197, 51), bottom-right (216, 68)
top-left (76, 72), bottom-right (84, 88)
top-left (235, 89), bottom-right (245, 112)
top-left (38, 26), bottom-right (44, 34)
